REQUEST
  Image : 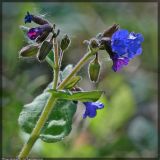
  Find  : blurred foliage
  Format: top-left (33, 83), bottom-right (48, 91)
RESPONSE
top-left (2, 2), bottom-right (158, 158)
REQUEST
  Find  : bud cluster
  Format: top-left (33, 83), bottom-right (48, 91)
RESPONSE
top-left (19, 12), bottom-right (71, 63)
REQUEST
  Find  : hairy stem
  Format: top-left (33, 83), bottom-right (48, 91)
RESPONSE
top-left (53, 38), bottom-right (59, 89)
top-left (18, 49), bottom-right (96, 159)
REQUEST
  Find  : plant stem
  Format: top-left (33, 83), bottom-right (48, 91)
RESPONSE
top-left (18, 95), bottom-right (57, 159)
top-left (53, 38), bottom-right (59, 89)
top-left (18, 49), bottom-right (95, 159)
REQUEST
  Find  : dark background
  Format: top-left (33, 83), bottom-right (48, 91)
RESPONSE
top-left (2, 2), bottom-right (158, 158)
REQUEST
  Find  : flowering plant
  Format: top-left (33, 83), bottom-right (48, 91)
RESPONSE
top-left (18, 12), bottom-right (143, 158)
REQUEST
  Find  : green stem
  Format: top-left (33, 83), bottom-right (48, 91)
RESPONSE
top-left (18, 49), bottom-right (95, 159)
top-left (18, 95), bottom-right (57, 159)
top-left (53, 38), bottom-right (59, 89)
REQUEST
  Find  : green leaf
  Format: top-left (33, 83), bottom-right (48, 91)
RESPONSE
top-left (64, 76), bottom-right (81, 89)
top-left (18, 85), bottom-right (77, 143)
top-left (48, 90), bottom-right (103, 102)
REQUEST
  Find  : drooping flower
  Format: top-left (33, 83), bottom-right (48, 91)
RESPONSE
top-left (27, 24), bottom-right (53, 41)
top-left (102, 29), bottom-right (144, 72)
top-left (83, 102), bottom-right (104, 119)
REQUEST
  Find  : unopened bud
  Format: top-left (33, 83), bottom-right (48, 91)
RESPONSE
top-left (19, 44), bottom-right (39, 58)
top-left (32, 14), bottom-right (49, 25)
top-left (36, 31), bottom-right (50, 43)
top-left (88, 53), bottom-right (101, 82)
top-left (37, 40), bottom-right (53, 62)
top-left (60, 34), bottom-right (71, 52)
top-left (102, 24), bottom-right (119, 38)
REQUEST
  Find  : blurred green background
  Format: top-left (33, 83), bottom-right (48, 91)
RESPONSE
top-left (2, 2), bottom-right (158, 158)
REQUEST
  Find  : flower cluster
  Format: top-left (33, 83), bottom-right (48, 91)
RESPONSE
top-left (19, 12), bottom-right (61, 62)
top-left (24, 12), bottom-right (53, 42)
top-left (93, 24), bottom-right (144, 72)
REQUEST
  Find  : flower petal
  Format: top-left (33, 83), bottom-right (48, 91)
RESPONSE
top-left (112, 57), bottom-right (129, 72)
top-left (83, 102), bottom-right (104, 119)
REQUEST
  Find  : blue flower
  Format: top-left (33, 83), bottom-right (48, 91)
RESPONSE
top-left (110, 29), bottom-right (144, 71)
top-left (83, 102), bottom-right (104, 119)
top-left (24, 12), bottom-right (33, 24)
top-left (111, 29), bottom-right (144, 59)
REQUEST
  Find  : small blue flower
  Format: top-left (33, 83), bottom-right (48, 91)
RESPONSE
top-left (83, 102), bottom-right (104, 119)
top-left (110, 29), bottom-right (144, 71)
top-left (24, 12), bottom-right (33, 24)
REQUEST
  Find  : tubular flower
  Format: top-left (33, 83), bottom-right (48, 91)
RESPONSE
top-left (83, 102), bottom-right (104, 119)
top-left (27, 24), bottom-right (52, 40)
top-left (109, 29), bottom-right (144, 71)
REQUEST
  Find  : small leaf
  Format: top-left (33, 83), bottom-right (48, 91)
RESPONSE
top-left (64, 76), bottom-right (81, 89)
top-left (48, 90), bottom-right (103, 102)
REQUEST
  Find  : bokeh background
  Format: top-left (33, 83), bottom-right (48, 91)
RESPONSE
top-left (2, 2), bottom-right (158, 158)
